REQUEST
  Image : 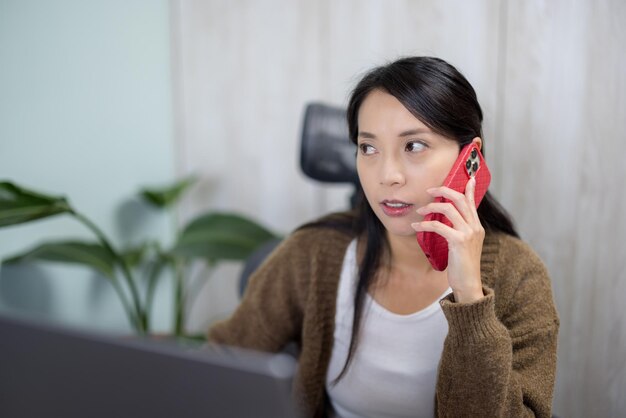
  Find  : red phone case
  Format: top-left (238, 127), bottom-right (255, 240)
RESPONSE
top-left (416, 144), bottom-right (491, 271)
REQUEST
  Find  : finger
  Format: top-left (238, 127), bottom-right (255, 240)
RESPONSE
top-left (416, 202), bottom-right (469, 230)
top-left (465, 176), bottom-right (476, 204)
top-left (427, 185), bottom-right (474, 224)
top-left (427, 185), bottom-right (465, 201)
top-left (465, 177), bottom-right (480, 222)
top-left (411, 220), bottom-right (462, 242)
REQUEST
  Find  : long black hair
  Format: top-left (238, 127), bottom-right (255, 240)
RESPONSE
top-left (308, 56), bottom-right (518, 384)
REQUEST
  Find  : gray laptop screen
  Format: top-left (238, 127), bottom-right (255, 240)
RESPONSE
top-left (0, 313), bottom-right (300, 418)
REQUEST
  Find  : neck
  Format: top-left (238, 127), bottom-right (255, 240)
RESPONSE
top-left (385, 231), bottom-right (437, 277)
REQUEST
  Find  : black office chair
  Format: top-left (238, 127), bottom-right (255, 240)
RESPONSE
top-left (238, 102), bottom-right (358, 298)
top-left (299, 103), bottom-right (359, 206)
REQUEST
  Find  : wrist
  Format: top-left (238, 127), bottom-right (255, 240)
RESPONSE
top-left (452, 286), bottom-right (484, 303)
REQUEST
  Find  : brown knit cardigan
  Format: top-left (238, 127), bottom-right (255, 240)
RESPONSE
top-left (208, 221), bottom-right (559, 417)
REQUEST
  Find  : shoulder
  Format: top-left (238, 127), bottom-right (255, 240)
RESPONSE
top-left (248, 212), bottom-right (355, 307)
top-left (255, 211), bottom-right (356, 282)
top-left (279, 211), bottom-right (356, 258)
top-left (482, 231), bottom-right (548, 283)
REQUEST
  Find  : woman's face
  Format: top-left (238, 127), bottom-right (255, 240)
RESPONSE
top-left (356, 89), bottom-right (462, 238)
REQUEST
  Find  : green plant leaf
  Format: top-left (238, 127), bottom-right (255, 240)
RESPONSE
top-left (120, 242), bottom-right (152, 269)
top-left (0, 181), bottom-right (72, 228)
top-left (139, 176), bottom-right (197, 209)
top-left (2, 240), bottom-right (116, 279)
top-left (171, 212), bottom-right (279, 261)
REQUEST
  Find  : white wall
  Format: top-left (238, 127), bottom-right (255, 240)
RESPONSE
top-left (172, 1), bottom-right (626, 417)
top-left (0, 0), bottom-right (176, 333)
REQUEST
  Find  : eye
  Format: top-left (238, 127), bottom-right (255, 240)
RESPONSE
top-left (405, 141), bottom-right (427, 153)
top-left (359, 143), bottom-right (377, 155)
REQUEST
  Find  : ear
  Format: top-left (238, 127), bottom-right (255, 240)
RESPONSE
top-left (471, 137), bottom-right (483, 151)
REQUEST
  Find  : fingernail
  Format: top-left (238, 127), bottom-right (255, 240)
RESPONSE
top-left (411, 222), bottom-right (420, 229)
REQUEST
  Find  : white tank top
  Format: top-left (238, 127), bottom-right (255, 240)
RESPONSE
top-left (326, 240), bottom-right (452, 418)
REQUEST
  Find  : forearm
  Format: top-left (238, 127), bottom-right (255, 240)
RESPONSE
top-left (436, 287), bottom-right (557, 417)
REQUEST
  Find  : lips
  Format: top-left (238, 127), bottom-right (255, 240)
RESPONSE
top-left (380, 199), bottom-right (414, 217)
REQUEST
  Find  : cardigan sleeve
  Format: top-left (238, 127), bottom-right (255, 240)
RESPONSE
top-left (435, 242), bottom-right (559, 417)
top-left (207, 230), bottom-right (312, 352)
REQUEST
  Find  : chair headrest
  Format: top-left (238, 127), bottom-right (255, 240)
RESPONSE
top-left (300, 103), bottom-right (358, 185)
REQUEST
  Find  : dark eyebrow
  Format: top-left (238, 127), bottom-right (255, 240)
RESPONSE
top-left (358, 128), bottom-right (431, 139)
top-left (358, 131), bottom-right (376, 139)
top-left (398, 128), bottom-right (431, 137)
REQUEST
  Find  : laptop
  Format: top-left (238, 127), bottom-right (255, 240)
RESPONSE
top-left (0, 313), bottom-right (300, 418)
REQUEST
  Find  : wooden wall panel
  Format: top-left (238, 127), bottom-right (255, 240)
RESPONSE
top-left (499, 1), bottom-right (625, 416)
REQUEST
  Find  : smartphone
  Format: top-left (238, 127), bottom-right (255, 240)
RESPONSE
top-left (416, 143), bottom-right (491, 271)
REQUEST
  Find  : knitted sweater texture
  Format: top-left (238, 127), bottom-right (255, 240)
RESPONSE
top-left (208, 221), bottom-right (559, 417)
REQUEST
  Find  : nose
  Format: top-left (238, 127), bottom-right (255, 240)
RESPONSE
top-left (380, 154), bottom-right (406, 186)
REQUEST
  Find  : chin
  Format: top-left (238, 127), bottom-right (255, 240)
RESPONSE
top-left (377, 216), bottom-right (419, 238)
top-left (386, 226), bottom-right (418, 239)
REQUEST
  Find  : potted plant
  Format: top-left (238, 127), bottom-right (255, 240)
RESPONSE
top-left (0, 179), bottom-right (279, 339)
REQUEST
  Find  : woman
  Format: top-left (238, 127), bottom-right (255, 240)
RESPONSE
top-left (208, 56), bottom-right (559, 418)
